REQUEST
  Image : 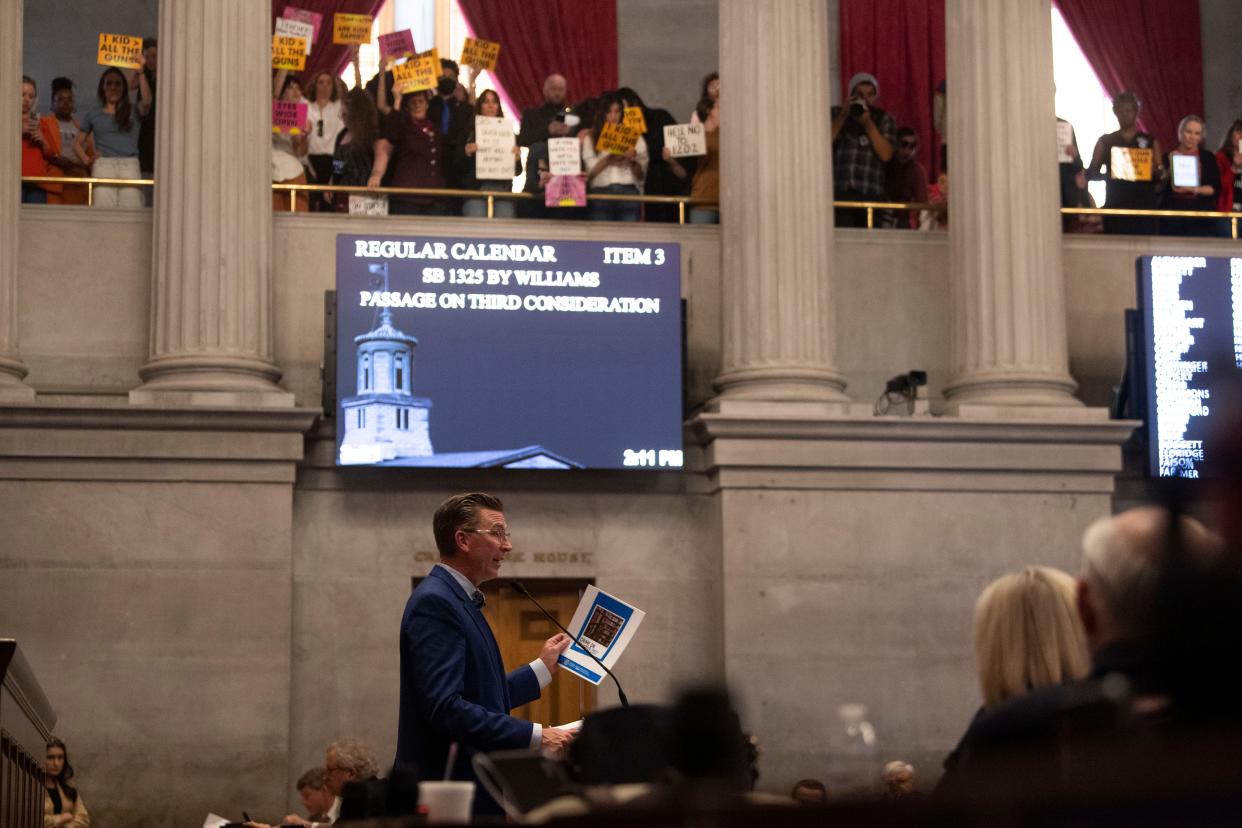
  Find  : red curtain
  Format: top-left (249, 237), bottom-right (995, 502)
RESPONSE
top-left (839, 0), bottom-right (945, 178)
top-left (457, 0), bottom-right (618, 114)
top-left (271, 0), bottom-right (387, 84)
top-left (1054, 0), bottom-right (1203, 152)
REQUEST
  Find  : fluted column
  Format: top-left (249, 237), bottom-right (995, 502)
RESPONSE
top-left (713, 0), bottom-right (848, 403)
top-left (0, 0), bottom-right (35, 402)
top-left (130, 0), bottom-right (292, 406)
top-left (942, 0), bottom-right (1079, 408)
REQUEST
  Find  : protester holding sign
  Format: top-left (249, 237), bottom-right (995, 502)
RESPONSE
top-left (305, 71), bottom-right (346, 210)
top-left (1160, 114), bottom-right (1225, 238)
top-left (1087, 92), bottom-right (1162, 235)
top-left (454, 90), bottom-right (521, 219)
top-left (137, 37), bottom-right (157, 190)
top-left (74, 63), bottom-right (151, 208)
top-left (618, 87), bottom-right (682, 222)
top-left (271, 69), bottom-right (310, 212)
top-left (369, 90), bottom-right (448, 215)
top-left (428, 59), bottom-right (471, 186)
top-left (581, 92), bottom-right (648, 222)
top-left (662, 96), bottom-right (720, 224)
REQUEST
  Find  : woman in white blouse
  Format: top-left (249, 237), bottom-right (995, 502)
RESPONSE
top-left (305, 71), bottom-right (345, 211)
top-left (580, 91), bottom-right (648, 221)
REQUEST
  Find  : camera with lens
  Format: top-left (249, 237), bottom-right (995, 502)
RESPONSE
top-left (849, 100), bottom-right (865, 118)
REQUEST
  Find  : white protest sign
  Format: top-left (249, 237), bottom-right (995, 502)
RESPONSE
top-left (474, 116), bottom-right (516, 181)
top-left (548, 137), bottom-right (581, 176)
top-left (348, 194), bottom-right (389, 215)
top-left (1171, 154), bottom-right (1200, 188)
top-left (664, 123), bottom-right (707, 158)
top-left (1056, 121), bottom-right (1075, 163)
top-left (276, 18), bottom-right (315, 54)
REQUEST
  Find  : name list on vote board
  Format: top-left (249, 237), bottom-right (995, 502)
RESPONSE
top-left (1148, 256), bottom-right (1242, 478)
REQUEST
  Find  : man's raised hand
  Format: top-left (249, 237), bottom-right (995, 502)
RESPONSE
top-left (539, 632), bottom-right (572, 674)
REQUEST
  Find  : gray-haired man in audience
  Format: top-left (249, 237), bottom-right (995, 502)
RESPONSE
top-left (247, 738), bottom-right (379, 828)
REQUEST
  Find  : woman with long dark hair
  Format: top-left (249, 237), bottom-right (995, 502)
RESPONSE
top-left (580, 91), bottom-right (648, 222)
top-left (456, 89), bottom-right (521, 218)
top-left (44, 738), bottom-right (90, 827)
top-left (74, 63), bottom-right (151, 208)
top-left (329, 86), bottom-right (379, 212)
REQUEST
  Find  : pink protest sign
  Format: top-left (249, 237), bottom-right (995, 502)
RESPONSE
top-left (545, 174), bottom-right (586, 208)
top-left (378, 29), bottom-right (415, 62)
top-left (282, 6), bottom-right (323, 42)
top-left (272, 100), bottom-right (308, 134)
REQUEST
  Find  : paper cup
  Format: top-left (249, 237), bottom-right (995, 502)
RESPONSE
top-left (418, 780), bottom-right (475, 824)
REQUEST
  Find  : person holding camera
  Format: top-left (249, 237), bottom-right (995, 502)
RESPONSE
top-left (831, 72), bottom-right (896, 227)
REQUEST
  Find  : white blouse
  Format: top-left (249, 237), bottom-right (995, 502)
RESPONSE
top-left (580, 133), bottom-right (649, 191)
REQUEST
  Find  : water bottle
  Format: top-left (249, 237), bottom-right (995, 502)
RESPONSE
top-left (826, 702), bottom-right (879, 797)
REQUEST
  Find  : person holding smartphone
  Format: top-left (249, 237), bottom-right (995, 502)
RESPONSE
top-left (831, 72), bottom-right (896, 228)
top-left (20, 75), bottom-right (55, 204)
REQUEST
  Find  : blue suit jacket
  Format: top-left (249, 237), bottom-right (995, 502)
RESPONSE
top-left (394, 566), bottom-right (541, 798)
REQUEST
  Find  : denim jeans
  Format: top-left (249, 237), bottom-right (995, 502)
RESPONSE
top-left (463, 181), bottom-right (517, 218)
top-left (588, 183), bottom-right (641, 222)
top-left (689, 207), bottom-right (719, 224)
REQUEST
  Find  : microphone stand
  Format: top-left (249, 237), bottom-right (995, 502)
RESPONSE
top-left (511, 580), bottom-right (629, 708)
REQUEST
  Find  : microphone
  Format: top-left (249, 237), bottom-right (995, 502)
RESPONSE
top-left (510, 579), bottom-right (629, 708)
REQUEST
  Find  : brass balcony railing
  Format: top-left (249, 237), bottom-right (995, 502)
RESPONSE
top-left (17, 176), bottom-right (1242, 238)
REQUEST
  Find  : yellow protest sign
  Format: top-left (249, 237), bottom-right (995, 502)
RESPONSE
top-left (272, 34), bottom-right (307, 71)
top-left (415, 47), bottom-right (441, 68)
top-left (596, 122), bottom-right (640, 156)
top-left (394, 54), bottom-right (438, 93)
top-left (1110, 146), bottom-right (1153, 182)
top-left (97, 33), bottom-right (144, 70)
top-left (333, 13), bottom-right (372, 44)
top-left (623, 106), bottom-right (647, 134)
top-left (460, 37), bottom-right (501, 71)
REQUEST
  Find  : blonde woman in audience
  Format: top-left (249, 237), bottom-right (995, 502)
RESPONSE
top-left (973, 566), bottom-right (1089, 707)
top-left (936, 566), bottom-right (1089, 790)
top-left (43, 738), bottom-right (89, 828)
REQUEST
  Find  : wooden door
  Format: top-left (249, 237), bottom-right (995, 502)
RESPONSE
top-left (480, 579), bottom-right (595, 728)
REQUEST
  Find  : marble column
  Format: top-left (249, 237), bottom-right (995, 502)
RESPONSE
top-left (0, 0), bottom-right (35, 402)
top-left (942, 0), bottom-right (1080, 409)
top-left (713, 0), bottom-right (849, 404)
top-left (130, 0), bottom-right (292, 406)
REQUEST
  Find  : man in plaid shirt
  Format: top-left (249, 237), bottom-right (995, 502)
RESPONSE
top-left (832, 72), bottom-right (897, 227)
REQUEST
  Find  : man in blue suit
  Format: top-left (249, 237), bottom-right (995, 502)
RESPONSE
top-left (395, 492), bottom-right (575, 815)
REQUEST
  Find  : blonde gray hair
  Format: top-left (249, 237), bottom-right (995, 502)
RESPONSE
top-left (328, 738), bottom-right (379, 780)
top-left (973, 566), bottom-right (1089, 707)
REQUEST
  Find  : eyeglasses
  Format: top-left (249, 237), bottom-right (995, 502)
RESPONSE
top-left (900, 141), bottom-right (918, 149)
top-left (465, 527), bottom-right (513, 542)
